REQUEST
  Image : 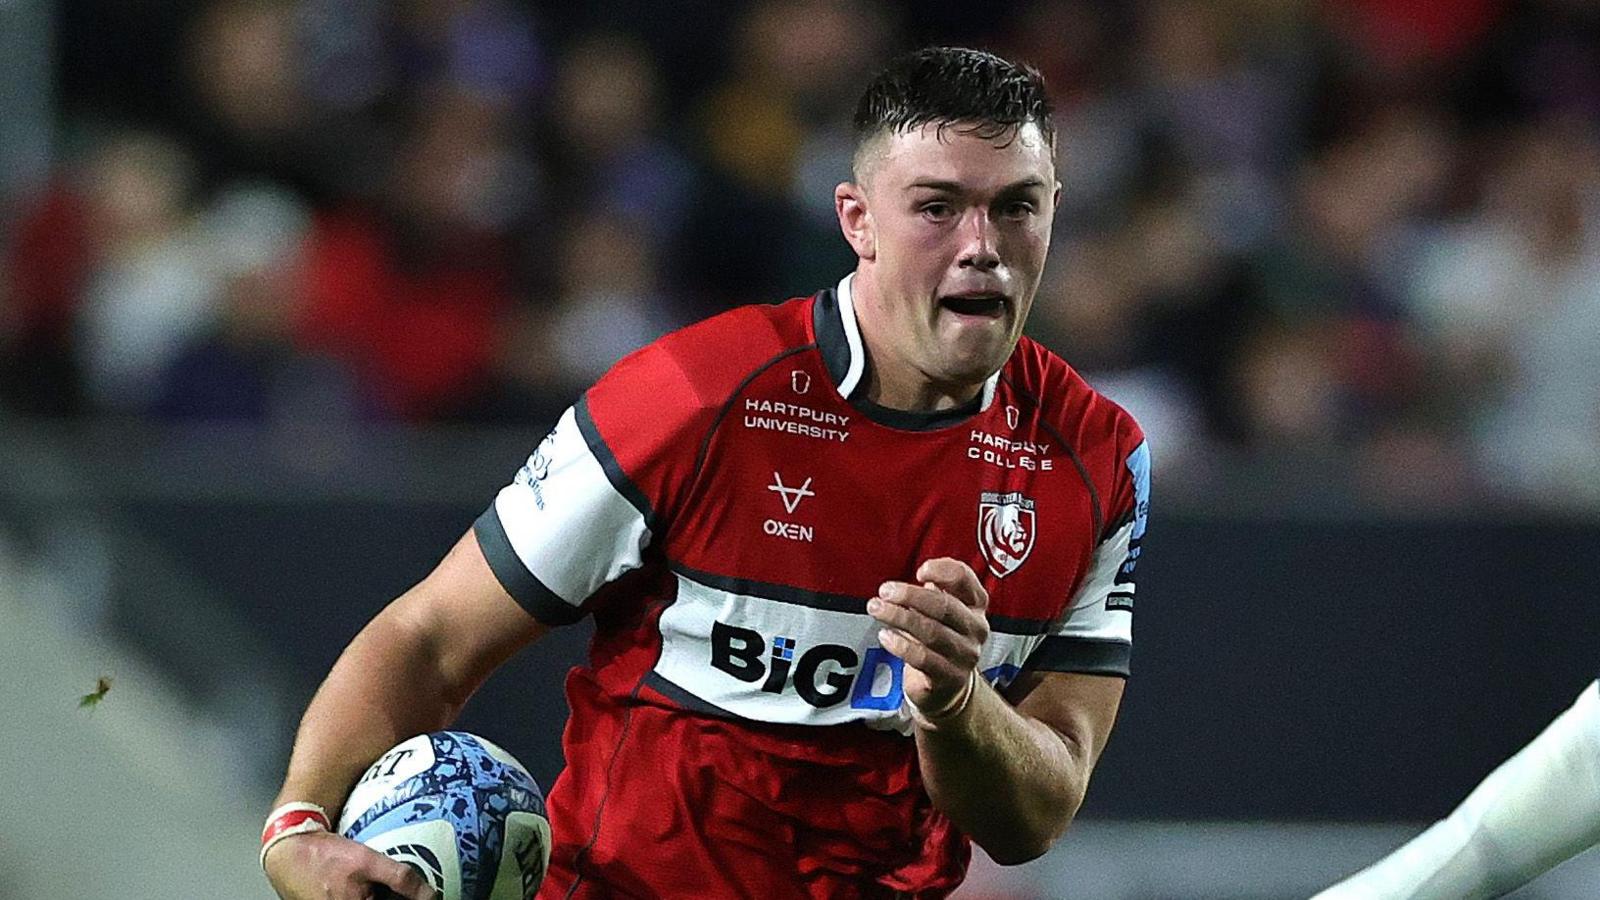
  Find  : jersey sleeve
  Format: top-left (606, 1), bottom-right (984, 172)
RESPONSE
top-left (1024, 432), bottom-right (1149, 677)
top-left (472, 341), bottom-right (709, 626)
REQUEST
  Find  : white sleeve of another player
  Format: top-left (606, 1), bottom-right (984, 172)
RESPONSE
top-left (1312, 680), bottom-right (1600, 900)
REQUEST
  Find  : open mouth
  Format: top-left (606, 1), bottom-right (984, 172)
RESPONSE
top-left (939, 294), bottom-right (1008, 318)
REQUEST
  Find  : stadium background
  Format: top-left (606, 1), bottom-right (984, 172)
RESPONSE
top-left (0, 0), bottom-right (1597, 896)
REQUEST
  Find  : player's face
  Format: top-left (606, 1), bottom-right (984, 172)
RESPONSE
top-left (847, 122), bottom-right (1058, 395)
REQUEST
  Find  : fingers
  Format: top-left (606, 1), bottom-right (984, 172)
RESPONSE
top-left (263, 831), bottom-right (441, 900)
top-left (914, 557), bottom-right (989, 611)
top-left (363, 853), bottom-right (439, 900)
top-left (870, 564), bottom-right (992, 713)
top-left (868, 590), bottom-right (975, 663)
top-left (875, 625), bottom-right (966, 685)
top-left (869, 579), bottom-right (990, 690)
top-left (874, 580), bottom-right (989, 646)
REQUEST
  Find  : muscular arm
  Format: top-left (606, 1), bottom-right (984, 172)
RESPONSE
top-left (870, 558), bottom-right (1124, 865)
top-left (264, 531), bottom-right (546, 897)
top-left (916, 670), bottom-right (1123, 864)
top-left (274, 531), bottom-right (547, 813)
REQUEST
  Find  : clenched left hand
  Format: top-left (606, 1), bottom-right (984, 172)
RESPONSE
top-left (868, 557), bottom-right (990, 716)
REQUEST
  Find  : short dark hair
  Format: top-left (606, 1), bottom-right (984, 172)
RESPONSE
top-left (852, 46), bottom-right (1054, 171)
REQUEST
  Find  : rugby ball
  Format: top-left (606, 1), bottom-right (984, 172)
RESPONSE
top-left (339, 732), bottom-right (551, 900)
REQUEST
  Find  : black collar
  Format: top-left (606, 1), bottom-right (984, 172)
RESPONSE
top-left (812, 274), bottom-right (999, 432)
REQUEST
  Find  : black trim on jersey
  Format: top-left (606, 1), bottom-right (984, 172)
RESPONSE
top-left (985, 613), bottom-right (1058, 636)
top-left (1104, 504), bottom-right (1135, 536)
top-left (673, 562), bottom-right (863, 615)
top-left (855, 393), bottom-right (983, 432)
top-left (574, 394), bottom-right (659, 532)
top-left (472, 506), bottom-right (587, 626)
top-left (1025, 636), bottom-right (1131, 677)
top-left (642, 671), bottom-right (741, 719)
top-left (999, 373), bottom-right (1104, 540)
top-left (813, 288), bottom-right (854, 389)
top-left (674, 562), bottom-right (1059, 636)
top-left (688, 345), bottom-right (815, 496)
top-left (812, 289), bottom-right (987, 432)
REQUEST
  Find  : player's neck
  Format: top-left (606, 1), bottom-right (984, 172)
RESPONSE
top-left (860, 366), bottom-right (982, 413)
top-left (850, 275), bottom-right (985, 414)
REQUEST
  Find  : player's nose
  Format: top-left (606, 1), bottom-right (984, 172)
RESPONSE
top-left (956, 208), bottom-right (999, 271)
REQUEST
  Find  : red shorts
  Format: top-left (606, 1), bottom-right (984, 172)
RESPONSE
top-left (535, 675), bottom-right (967, 898)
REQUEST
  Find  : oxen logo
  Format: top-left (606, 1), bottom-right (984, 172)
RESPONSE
top-left (767, 472), bottom-right (815, 514)
top-left (978, 491), bottom-right (1036, 577)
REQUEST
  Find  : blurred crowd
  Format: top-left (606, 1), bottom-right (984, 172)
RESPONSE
top-left (1, 0), bottom-right (1598, 511)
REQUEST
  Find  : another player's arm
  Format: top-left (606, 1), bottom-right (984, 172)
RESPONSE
top-left (264, 531), bottom-right (547, 899)
top-left (870, 558), bottom-right (1123, 864)
top-left (1312, 679), bottom-right (1600, 900)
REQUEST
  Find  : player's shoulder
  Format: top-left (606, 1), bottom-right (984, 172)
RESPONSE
top-left (599, 295), bottom-right (814, 411)
top-left (1005, 336), bottom-right (1145, 452)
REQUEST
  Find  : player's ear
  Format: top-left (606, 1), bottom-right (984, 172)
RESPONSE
top-left (835, 181), bottom-right (876, 261)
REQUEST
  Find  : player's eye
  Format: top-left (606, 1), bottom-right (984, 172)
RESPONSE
top-left (919, 201), bottom-right (955, 222)
top-left (1001, 200), bottom-right (1037, 219)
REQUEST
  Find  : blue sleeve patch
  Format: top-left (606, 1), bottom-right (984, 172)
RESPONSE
top-left (1114, 440), bottom-right (1150, 588)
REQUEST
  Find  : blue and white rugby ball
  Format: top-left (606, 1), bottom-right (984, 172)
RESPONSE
top-left (339, 732), bottom-right (551, 900)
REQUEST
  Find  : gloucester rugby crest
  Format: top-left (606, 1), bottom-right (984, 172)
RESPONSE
top-left (978, 491), bottom-right (1036, 577)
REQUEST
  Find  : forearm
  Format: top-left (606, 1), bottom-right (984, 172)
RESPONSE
top-left (273, 608), bottom-right (462, 815)
top-left (1315, 681), bottom-right (1600, 900)
top-left (916, 680), bottom-right (1088, 864)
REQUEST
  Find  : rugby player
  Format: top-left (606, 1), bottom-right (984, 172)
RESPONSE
top-left (263, 46), bottom-right (1149, 898)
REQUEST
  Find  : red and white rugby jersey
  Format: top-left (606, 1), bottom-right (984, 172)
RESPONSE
top-left (475, 274), bottom-right (1149, 897)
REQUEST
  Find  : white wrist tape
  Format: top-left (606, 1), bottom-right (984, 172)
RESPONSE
top-left (260, 802), bottom-right (332, 871)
